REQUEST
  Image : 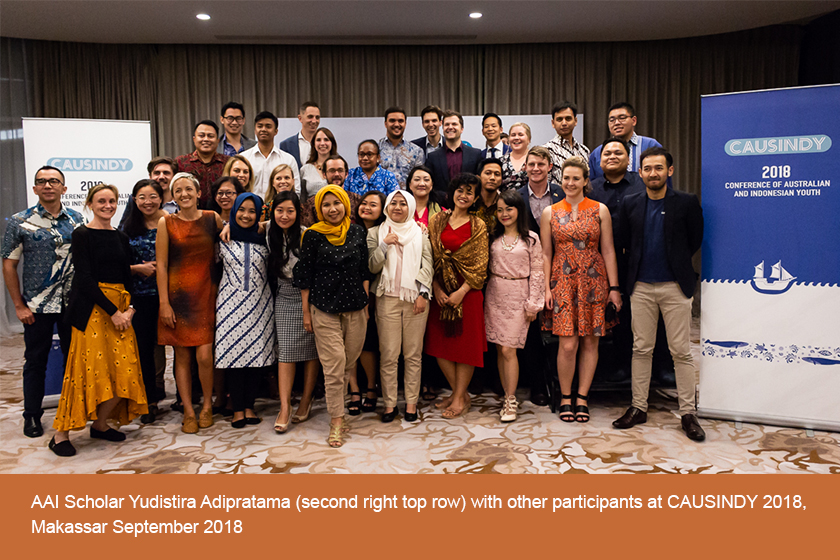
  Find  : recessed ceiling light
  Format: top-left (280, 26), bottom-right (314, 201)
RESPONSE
top-left (196, 14), bottom-right (211, 21)
top-left (469, 12), bottom-right (483, 19)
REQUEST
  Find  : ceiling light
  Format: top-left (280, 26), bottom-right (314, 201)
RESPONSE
top-left (469, 12), bottom-right (482, 19)
top-left (196, 14), bottom-right (211, 21)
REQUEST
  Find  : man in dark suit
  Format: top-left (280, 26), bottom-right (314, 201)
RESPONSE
top-left (589, 137), bottom-right (645, 382)
top-left (411, 105), bottom-right (444, 156)
top-left (425, 110), bottom-right (482, 203)
top-left (479, 112), bottom-right (512, 160)
top-left (612, 147), bottom-right (705, 442)
top-left (516, 146), bottom-right (564, 406)
top-left (278, 101), bottom-right (320, 168)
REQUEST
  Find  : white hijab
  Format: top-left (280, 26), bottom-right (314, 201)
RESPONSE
top-left (378, 190), bottom-right (422, 302)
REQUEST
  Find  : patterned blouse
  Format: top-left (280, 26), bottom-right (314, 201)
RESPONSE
top-left (500, 153), bottom-right (528, 192)
top-left (128, 228), bottom-right (158, 297)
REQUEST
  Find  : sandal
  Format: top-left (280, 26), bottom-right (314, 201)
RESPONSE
top-left (347, 392), bottom-right (362, 416)
top-left (558, 393), bottom-right (575, 423)
top-left (575, 393), bottom-right (590, 423)
top-left (327, 423), bottom-right (345, 448)
top-left (361, 389), bottom-right (378, 413)
top-left (442, 401), bottom-right (471, 419)
top-left (421, 386), bottom-right (436, 401)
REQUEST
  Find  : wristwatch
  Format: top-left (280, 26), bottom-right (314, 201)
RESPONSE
top-left (420, 292), bottom-right (431, 300)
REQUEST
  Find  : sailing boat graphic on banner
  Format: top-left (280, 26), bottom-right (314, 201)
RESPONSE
top-left (751, 260), bottom-right (797, 294)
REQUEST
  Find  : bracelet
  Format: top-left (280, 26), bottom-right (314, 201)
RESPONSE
top-left (609, 286), bottom-right (620, 292)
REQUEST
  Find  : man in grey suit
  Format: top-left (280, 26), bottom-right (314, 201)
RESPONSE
top-left (217, 101), bottom-right (256, 156)
top-left (278, 101), bottom-right (321, 168)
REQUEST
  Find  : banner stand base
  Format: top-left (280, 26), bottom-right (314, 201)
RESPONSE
top-left (698, 407), bottom-right (840, 434)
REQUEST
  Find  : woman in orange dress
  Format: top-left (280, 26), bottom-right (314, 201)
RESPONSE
top-left (540, 157), bottom-right (621, 423)
top-left (157, 172), bottom-right (224, 433)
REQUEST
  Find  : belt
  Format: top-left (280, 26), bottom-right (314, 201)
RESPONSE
top-left (490, 272), bottom-right (529, 281)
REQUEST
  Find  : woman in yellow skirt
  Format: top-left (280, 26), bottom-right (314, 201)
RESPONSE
top-left (50, 184), bottom-right (147, 457)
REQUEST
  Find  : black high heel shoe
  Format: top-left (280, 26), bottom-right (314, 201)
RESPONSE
top-left (558, 394), bottom-right (575, 423)
top-left (347, 392), bottom-right (362, 416)
top-left (575, 393), bottom-right (590, 423)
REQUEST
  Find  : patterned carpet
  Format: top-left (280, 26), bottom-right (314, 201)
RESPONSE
top-left (1, 333), bottom-right (838, 474)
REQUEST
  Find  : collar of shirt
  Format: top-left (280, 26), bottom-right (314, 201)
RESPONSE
top-left (527, 183), bottom-right (551, 200)
top-left (628, 132), bottom-right (640, 147)
top-left (446, 143), bottom-right (463, 154)
top-left (34, 202), bottom-right (69, 220)
top-left (190, 150), bottom-right (226, 164)
top-left (380, 137), bottom-right (409, 150)
top-left (253, 145), bottom-right (284, 160)
top-left (426, 136), bottom-right (442, 148)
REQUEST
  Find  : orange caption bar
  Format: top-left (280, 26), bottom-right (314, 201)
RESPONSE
top-left (3, 475), bottom-right (837, 557)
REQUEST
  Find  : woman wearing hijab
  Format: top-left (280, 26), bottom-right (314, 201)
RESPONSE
top-left (215, 193), bottom-right (275, 428)
top-left (294, 185), bottom-right (370, 448)
top-left (367, 190), bottom-right (433, 423)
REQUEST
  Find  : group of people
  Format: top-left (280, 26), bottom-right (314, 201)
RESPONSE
top-left (2, 98), bottom-right (706, 457)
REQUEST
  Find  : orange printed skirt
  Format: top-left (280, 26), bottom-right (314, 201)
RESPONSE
top-left (53, 283), bottom-right (148, 432)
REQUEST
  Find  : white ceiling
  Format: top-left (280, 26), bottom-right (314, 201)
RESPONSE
top-left (1, 1), bottom-right (838, 45)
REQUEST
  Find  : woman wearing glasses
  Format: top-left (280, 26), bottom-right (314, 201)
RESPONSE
top-left (120, 179), bottom-right (167, 423)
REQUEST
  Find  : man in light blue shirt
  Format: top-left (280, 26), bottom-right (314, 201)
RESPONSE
top-left (378, 106), bottom-right (425, 190)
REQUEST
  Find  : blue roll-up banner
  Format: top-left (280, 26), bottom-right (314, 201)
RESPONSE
top-left (700, 84), bottom-right (840, 431)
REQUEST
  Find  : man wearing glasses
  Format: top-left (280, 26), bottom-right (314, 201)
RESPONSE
top-left (588, 102), bottom-right (663, 181)
top-left (217, 101), bottom-right (256, 156)
top-left (2, 166), bottom-right (85, 438)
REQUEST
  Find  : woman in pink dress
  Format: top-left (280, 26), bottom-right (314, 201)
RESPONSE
top-left (484, 190), bottom-right (544, 422)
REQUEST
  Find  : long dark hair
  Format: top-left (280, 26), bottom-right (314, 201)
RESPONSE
top-left (207, 176), bottom-right (244, 214)
top-left (491, 189), bottom-right (534, 245)
top-left (354, 190), bottom-right (386, 230)
top-left (267, 191), bottom-right (303, 285)
top-left (120, 179), bottom-right (163, 238)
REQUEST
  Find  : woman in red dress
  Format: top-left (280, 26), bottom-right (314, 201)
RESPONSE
top-left (425, 173), bottom-right (488, 419)
top-left (540, 157), bottom-right (621, 423)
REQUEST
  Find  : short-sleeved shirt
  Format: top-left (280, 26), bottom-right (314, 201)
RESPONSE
top-left (378, 137), bottom-right (425, 190)
top-left (344, 166), bottom-right (399, 197)
top-left (1, 203), bottom-right (86, 313)
top-left (544, 135), bottom-right (590, 185)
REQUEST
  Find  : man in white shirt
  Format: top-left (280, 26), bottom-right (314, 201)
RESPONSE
top-left (242, 111), bottom-right (300, 198)
top-left (279, 101), bottom-right (321, 168)
top-left (480, 113), bottom-right (511, 159)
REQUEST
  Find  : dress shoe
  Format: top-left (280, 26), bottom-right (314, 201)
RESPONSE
top-left (530, 392), bottom-right (549, 407)
top-left (140, 404), bottom-right (158, 425)
top-left (404, 409), bottom-right (419, 423)
top-left (24, 417), bottom-right (44, 438)
top-left (231, 418), bottom-right (247, 429)
top-left (681, 414), bottom-right (706, 442)
top-left (245, 417), bottom-right (261, 425)
top-left (381, 408), bottom-right (399, 423)
top-left (90, 427), bottom-right (126, 442)
top-left (49, 436), bottom-right (76, 457)
top-left (612, 406), bottom-right (647, 429)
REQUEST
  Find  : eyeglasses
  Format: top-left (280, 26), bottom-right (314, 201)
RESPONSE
top-left (136, 194), bottom-right (160, 202)
top-left (357, 152), bottom-right (377, 159)
top-left (216, 191), bottom-right (237, 198)
top-left (222, 116), bottom-right (245, 123)
top-left (608, 115), bottom-right (632, 124)
top-left (35, 178), bottom-right (64, 187)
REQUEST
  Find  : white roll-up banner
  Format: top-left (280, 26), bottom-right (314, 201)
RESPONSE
top-left (699, 85), bottom-right (840, 432)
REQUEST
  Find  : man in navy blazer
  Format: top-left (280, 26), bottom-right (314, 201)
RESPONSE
top-left (479, 112), bottom-right (512, 160)
top-left (425, 110), bottom-right (482, 203)
top-left (612, 147), bottom-right (705, 442)
top-left (411, 105), bottom-right (444, 156)
top-left (515, 146), bottom-right (563, 407)
top-left (278, 101), bottom-right (320, 168)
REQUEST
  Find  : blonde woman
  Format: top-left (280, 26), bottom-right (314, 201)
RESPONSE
top-left (50, 184), bottom-right (147, 456)
top-left (223, 155), bottom-right (254, 192)
top-left (263, 164), bottom-right (295, 220)
top-left (500, 123), bottom-right (531, 191)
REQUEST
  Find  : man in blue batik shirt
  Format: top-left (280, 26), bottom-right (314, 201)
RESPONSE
top-left (2, 166), bottom-right (85, 438)
top-left (378, 106), bottom-right (425, 190)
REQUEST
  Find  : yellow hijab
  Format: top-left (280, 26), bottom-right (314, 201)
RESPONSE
top-left (307, 185), bottom-right (352, 246)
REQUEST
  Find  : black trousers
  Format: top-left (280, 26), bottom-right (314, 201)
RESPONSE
top-left (131, 294), bottom-right (160, 405)
top-left (22, 312), bottom-right (72, 420)
top-left (520, 318), bottom-right (548, 395)
top-left (227, 367), bottom-right (261, 412)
